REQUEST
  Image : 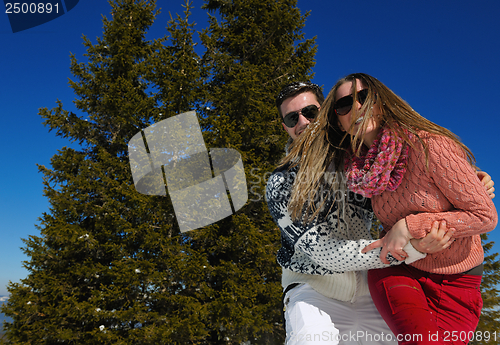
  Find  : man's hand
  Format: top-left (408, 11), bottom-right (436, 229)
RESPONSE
top-left (410, 220), bottom-right (455, 254)
top-left (477, 171), bottom-right (495, 199)
top-left (362, 219), bottom-right (456, 264)
top-left (362, 218), bottom-right (412, 264)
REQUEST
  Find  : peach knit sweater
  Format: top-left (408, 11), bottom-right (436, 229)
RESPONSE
top-left (372, 132), bottom-right (497, 274)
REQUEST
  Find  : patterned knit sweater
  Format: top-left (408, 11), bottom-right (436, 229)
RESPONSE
top-left (266, 164), bottom-right (426, 301)
top-left (372, 132), bottom-right (498, 274)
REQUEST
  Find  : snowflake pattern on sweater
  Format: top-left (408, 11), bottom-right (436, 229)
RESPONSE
top-left (266, 164), bottom-right (401, 276)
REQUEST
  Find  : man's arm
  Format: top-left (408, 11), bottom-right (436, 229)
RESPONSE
top-left (266, 166), bottom-right (424, 272)
top-left (477, 171), bottom-right (495, 199)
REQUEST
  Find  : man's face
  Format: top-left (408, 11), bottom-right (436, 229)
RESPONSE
top-left (280, 91), bottom-right (321, 140)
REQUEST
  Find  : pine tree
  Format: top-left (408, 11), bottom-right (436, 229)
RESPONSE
top-left (470, 233), bottom-right (500, 345)
top-left (2, 0), bottom-right (317, 344)
top-left (187, 0), bottom-right (317, 343)
top-left (1, 0), bottom-right (206, 343)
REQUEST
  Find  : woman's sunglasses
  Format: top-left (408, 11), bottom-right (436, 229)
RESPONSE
top-left (333, 89), bottom-right (369, 116)
top-left (282, 105), bottom-right (319, 128)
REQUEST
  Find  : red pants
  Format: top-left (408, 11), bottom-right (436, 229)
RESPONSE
top-left (368, 264), bottom-right (482, 345)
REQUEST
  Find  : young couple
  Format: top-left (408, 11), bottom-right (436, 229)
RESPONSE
top-left (266, 75), bottom-right (497, 345)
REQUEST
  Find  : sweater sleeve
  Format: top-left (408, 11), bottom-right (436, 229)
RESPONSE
top-left (405, 135), bottom-right (498, 239)
top-left (266, 166), bottom-right (423, 273)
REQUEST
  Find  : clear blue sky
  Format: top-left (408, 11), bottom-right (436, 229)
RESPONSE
top-left (1, 0), bottom-right (499, 296)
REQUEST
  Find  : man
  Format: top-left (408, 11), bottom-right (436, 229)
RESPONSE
top-left (277, 82), bottom-right (324, 141)
top-left (268, 81), bottom-right (495, 345)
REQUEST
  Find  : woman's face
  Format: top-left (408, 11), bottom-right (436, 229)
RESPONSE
top-left (335, 79), bottom-right (382, 147)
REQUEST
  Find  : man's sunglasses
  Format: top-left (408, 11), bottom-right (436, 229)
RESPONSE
top-left (333, 89), bottom-right (369, 116)
top-left (283, 105), bottom-right (319, 128)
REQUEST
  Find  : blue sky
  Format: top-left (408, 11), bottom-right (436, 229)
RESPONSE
top-left (1, 0), bottom-right (499, 296)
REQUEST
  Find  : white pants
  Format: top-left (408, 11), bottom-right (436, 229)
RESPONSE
top-left (283, 284), bottom-right (397, 345)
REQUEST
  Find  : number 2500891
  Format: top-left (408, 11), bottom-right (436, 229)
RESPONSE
top-left (5, 3), bottom-right (59, 14)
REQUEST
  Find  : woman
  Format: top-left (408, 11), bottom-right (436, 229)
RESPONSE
top-left (265, 81), bottom-right (492, 345)
top-left (283, 73), bottom-right (497, 344)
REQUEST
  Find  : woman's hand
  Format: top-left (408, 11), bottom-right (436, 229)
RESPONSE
top-left (477, 171), bottom-right (495, 199)
top-left (362, 218), bottom-right (412, 264)
top-left (411, 220), bottom-right (455, 253)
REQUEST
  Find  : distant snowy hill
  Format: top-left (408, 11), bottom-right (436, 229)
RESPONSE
top-left (0, 296), bottom-right (13, 331)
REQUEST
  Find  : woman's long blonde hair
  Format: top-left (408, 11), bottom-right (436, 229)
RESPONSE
top-left (282, 73), bottom-right (476, 222)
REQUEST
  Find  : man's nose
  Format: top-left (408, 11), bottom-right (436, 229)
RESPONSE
top-left (297, 114), bottom-right (310, 126)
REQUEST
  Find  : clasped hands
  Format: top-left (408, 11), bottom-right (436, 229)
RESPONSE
top-left (361, 219), bottom-right (455, 264)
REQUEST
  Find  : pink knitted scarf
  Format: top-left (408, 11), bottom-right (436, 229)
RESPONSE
top-left (344, 125), bottom-right (410, 198)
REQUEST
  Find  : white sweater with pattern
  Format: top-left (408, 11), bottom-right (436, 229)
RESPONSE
top-left (266, 164), bottom-right (425, 302)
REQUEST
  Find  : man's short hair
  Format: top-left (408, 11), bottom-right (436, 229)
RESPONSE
top-left (276, 81), bottom-right (324, 116)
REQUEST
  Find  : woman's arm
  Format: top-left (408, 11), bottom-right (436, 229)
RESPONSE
top-left (405, 135), bottom-right (497, 239)
top-left (410, 220), bottom-right (456, 253)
